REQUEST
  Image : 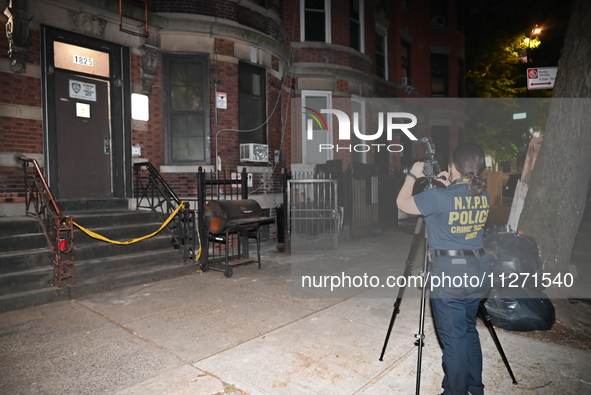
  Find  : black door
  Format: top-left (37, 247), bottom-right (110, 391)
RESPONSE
top-left (42, 26), bottom-right (131, 200)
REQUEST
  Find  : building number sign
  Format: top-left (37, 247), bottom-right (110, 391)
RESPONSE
top-left (73, 55), bottom-right (94, 67)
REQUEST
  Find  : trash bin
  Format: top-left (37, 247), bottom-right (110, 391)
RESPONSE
top-left (275, 203), bottom-right (285, 252)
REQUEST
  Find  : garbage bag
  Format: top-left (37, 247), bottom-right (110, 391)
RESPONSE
top-left (484, 287), bottom-right (555, 331)
top-left (484, 230), bottom-right (544, 290)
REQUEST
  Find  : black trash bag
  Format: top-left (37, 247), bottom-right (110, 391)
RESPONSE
top-left (484, 287), bottom-right (555, 331)
top-left (484, 230), bottom-right (544, 290)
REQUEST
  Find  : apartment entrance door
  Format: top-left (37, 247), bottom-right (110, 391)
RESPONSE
top-left (54, 70), bottom-right (112, 198)
top-left (42, 26), bottom-right (130, 200)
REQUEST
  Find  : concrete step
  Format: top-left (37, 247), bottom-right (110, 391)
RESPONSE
top-left (0, 285), bottom-right (70, 312)
top-left (73, 222), bottom-right (173, 245)
top-left (68, 210), bottom-right (163, 229)
top-left (72, 234), bottom-right (175, 261)
top-left (0, 248), bottom-right (53, 274)
top-left (58, 198), bottom-right (129, 212)
top-left (0, 215), bottom-right (40, 236)
top-left (0, 260), bottom-right (196, 312)
top-left (0, 213), bottom-right (170, 252)
top-left (0, 202), bottom-right (195, 311)
top-left (0, 249), bottom-right (187, 296)
top-left (0, 235), bottom-right (177, 274)
top-left (69, 260), bottom-right (196, 300)
top-left (74, 249), bottom-right (184, 279)
top-left (0, 231), bottom-right (48, 252)
top-left (0, 266), bottom-right (55, 296)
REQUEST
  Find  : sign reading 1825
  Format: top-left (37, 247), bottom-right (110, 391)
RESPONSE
top-left (73, 55), bottom-right (94, 67)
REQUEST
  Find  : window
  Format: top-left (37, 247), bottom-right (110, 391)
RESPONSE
top-left (350, 0), bottom-right (364, 53)
top-left (301, 0), bottom-right (331, 43)
top-left (163, 54), bottom-right (209, 164)
top-left (401, 40), bottom-right (411, 83)
top-left (302, 91), bottom-right (332, 165)
top-left (239, 62), bottom-right (266, 144)
top-left (430, 0), bottom-right (448, 27)
top-left (431, 53), bottom-right (448, 97)
top-left (375, 27), bottom-right (388, 80)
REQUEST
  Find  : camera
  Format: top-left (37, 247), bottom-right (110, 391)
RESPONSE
top-left (403, 137), bottom-right (443, 188)
top-left (419, 137), bottom-right (441, 179)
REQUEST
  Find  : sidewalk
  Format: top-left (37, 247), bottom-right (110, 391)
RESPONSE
top-left (1, 224), bottom-right (590, 394)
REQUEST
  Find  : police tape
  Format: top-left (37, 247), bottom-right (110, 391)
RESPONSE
top-left (72, 203), bottom-right (202, 261)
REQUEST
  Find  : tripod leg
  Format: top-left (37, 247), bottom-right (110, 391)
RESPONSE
top-left (415, 228), bottom-right (430, 395)
top-left (379, 217), bottom-right (424, 362)
top-left (479, 302), bottom-right (518, 385)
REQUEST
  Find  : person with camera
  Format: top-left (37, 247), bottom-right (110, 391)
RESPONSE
top-left (396, 142), bottom-right (491, 395)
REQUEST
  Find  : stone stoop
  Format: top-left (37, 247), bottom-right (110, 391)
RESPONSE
top-left (0, 202), bottom-right (196, 311)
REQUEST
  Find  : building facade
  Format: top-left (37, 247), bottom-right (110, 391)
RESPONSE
top-left (0, 0), bottom-right (466, 216)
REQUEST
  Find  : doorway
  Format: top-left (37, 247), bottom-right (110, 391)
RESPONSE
top-left (42, 26), bottom-right (131, 200)
top-left (54, 71), bottom-right (111, 198)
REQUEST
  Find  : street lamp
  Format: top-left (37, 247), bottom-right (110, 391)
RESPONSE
top-left (527, 24), bottom-right (542, 63)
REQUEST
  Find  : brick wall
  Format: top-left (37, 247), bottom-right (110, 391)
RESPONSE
top-left (130, 40), bottom-right (286, 199)
top-left (133, 51), bottom-right (165, 169)
top-left (210, 58), bottom-right (240, 170)
top-left (1, 28), bottom-right (43, 205)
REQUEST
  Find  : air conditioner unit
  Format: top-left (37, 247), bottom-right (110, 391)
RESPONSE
top-left (401, 76), bottom-right (412, 86)
top-left (431, 16), bottom-right (446, 27)
top-left (240, 143), bottom-right (268, 162)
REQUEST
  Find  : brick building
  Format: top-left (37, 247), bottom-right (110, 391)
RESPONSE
top-left (0, 0), bottom-right (465, 217)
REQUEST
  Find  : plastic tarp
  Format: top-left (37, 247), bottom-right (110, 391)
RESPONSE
top-left (483, 230), bottom-right (555, 331)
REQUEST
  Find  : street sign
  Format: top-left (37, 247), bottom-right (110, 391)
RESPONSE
top-left (527, 67), bottom-right (557, 90)
top-left (216, 92), bottom-right (227, 109)
top-left (513, 112), bottom-right (527, 120)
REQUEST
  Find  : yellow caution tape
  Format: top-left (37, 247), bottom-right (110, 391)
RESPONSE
top-left (73, 202), bottom-right (203, 262)
top-left (73, 204), bottom-right (183, 245)
top-left (195, 226), bottom-right (202, 262)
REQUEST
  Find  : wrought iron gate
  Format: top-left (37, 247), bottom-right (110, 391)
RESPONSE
top-left (287, 178), bottom-right (340, 249)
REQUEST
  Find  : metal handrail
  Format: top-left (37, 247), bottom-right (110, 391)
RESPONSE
top-left (134, 161), bottom-right (181, 214)
top-left (133, 161), bottom-right (196, 262)
top-left (22, 157), bottom-right (61, 218)
top-left (21, 157), bottom-right (75, 286)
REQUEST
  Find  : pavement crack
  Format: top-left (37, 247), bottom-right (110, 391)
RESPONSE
top-left (73, 299), bottom-right (192, 365)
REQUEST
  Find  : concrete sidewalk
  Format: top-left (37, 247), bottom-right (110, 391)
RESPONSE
top-left (1, 226), bottom-right (589, 395)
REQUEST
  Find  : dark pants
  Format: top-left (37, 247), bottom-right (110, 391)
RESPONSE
top-left (431, 297), bottom-right (484, 395)
top-left (430, 254), bottom-right (491, 395)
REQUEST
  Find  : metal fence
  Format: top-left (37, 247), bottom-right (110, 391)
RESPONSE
top-left (349, 176), bottom-right (379, 237)
top-left (287, 178), bottom-right (340, 249)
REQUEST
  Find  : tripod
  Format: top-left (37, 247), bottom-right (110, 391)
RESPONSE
top-left (379, 215), bottom-right (518, 394)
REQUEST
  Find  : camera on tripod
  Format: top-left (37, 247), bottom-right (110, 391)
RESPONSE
top-left (403, 137), bottom-right (442, 183)
top-left (419, 137), bottom-right (441, 180)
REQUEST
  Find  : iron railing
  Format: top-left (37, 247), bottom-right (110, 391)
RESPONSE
top-left (22, 157), bottom-right (75, 286)
top-left (133, 162), bottom-right (196, 262)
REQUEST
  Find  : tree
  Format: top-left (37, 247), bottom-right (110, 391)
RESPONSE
top-left (466, 33), bottom-right (541, 98)
top-left (518, 0), bottom-right (591, 277)
top-left (464, 98), bottom-right (550, 166)
top-left (463, 0), bottom-right (559, 163)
